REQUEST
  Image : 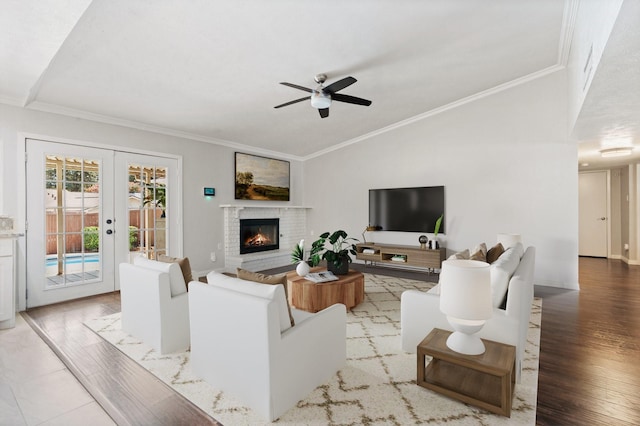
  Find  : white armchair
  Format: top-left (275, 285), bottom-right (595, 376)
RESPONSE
top-left (119, 257), bottom-right (190, 354)
top-left (189, 272), bottom-right (346, 422)
top-left (401, 246), bottom-right (535, 383)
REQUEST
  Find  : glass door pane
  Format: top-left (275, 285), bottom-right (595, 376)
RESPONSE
top-left (44, 155), bottom-right (102, 288)
top-left (127, 164), bottom-right (168, 260)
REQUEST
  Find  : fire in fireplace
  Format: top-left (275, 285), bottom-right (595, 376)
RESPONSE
top-left (239, 218), bottom-right (280, 254)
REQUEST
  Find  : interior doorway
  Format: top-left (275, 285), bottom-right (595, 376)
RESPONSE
top-left (578, 171), bottom-right (609, 257)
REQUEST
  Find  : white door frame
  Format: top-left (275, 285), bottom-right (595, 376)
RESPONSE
top-left (15, 132), bottom-right (183, 311)
top-left (578, 170), bottom-right (611, 257)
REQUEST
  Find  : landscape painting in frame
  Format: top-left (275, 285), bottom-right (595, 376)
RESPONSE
top-left (235, 152), bottom-right (290, 201)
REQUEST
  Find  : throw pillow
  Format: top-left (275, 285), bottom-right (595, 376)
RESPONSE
top-left (447, 249), bottom-right (470, 260)
top-left (486, 243), bottom-right (505, 264)
top-left (237, 268), bottom-right (295, 327)
top-left (469, 243), bottom-right (487, 262)
top-left (158, 255), bottom-right (194, 287)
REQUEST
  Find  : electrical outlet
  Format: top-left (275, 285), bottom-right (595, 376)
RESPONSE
top-left (210, 252), bottom-right (216, 262)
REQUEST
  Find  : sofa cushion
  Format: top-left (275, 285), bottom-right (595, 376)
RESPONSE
top-left (469, 243), bottom-right (487, 262)
top-left (237, 268), bottom-right (295, 327)
top-left (133, 256), bottom-right (187, 297)
top-left (208, 271), bottom-right (293, 332)
top-left (157, 255), bottom-right (193, 286)
top-left (447, 249), bottom-right (470, 260)
top-left (486, 243), bottom-right (505, 264)
top-left (489, 246), bottom-right (521, 308)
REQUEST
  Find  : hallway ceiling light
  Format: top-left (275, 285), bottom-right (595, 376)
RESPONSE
top-left (600, 147), bottom-right (633, 158)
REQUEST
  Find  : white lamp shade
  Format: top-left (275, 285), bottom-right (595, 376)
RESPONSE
top-left (497, 233), bottom-right (522, 250)
top-left (439, 259), bottom-right (492, 321)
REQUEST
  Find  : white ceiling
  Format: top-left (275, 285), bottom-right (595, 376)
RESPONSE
top-left (1, 0), bottom-right (637, 165)
top-left (572, 0), bottom-right (640, 170)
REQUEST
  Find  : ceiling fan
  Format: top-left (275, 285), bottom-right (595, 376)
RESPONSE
top-left (274, 74), bottom-right (372, 118)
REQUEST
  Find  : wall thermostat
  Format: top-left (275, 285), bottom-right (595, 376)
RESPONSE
top-left (204, 187), bottom-right (215, 196)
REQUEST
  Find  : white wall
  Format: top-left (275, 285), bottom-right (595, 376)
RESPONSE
top-left (304, 71), bottom-right (578, 289)
top-left (0, 104), bottom-right (304, 305)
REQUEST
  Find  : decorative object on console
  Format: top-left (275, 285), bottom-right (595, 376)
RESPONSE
top-left (419, 235), bottom-right (428, 249)
top-left (234, 152), bottom-right (290, 201)
top-left (497, 233), bottom-right (522, 250)
top-left (309, 230), bottom-right (358, 275)
top-left (439, 259), bottom-right (493, 355)
top-left (428, 214), bottom-right (443, 249)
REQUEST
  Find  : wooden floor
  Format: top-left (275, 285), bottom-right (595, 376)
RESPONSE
top-left (23, 258), bottom-right (640, 425)
top-left (535, 257), bottom-right (640, 425)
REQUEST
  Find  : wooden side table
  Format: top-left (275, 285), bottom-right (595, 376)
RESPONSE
top-left (417, 328), bottom-right (516, 417)
top-left (286, 268), bottom-right (365, 313)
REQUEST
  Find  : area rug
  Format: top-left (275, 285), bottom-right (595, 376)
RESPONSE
top-left (85, 273), bottom-right (541, 425)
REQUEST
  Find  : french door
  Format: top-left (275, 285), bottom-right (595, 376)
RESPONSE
top-left (26, 139), bottom-right (180, 308)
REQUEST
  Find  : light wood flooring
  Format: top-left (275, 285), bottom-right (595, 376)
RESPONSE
top-left (17, 258), bottom-right (640, 425)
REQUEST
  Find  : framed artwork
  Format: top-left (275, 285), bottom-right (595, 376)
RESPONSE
top-left (235, 152), bottom-right (290, 201)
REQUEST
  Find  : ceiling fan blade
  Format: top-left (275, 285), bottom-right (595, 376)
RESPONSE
top-left (274, 96), bottom-right (310, 109)
top-left (280, 82), bottom-right (314, 93)
top-left (332, 93), bottom-right (372, 106)
top-left (323, 76), bottom-right (357, 94)
top-left (319, 108), bottom-right (329, 118)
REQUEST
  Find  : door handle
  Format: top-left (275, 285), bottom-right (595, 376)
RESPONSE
top-left (598, 217), bottom-right (606, 221)
top-left (106, 229), bottom-right (114, 235)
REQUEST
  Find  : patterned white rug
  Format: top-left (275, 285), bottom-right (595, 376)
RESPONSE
top-left (85, 273), bottom-right (541, 425)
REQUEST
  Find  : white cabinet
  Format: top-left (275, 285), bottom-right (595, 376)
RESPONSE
top-left (0, 237), bottom-right (17, 329)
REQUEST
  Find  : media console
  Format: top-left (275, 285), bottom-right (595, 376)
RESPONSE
top-left (355, 242), bottom-right (445, 271)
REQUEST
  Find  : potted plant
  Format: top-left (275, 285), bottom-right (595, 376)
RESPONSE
top-left (309, 230), bottom-right (358, 275)
top-left (429, 214), bottom-right (443, 249)
top-left (291, 239), bottom-right (310, 276)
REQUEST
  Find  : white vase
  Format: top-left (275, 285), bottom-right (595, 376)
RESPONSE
top-left (296, 261), bottom-right (310, 276)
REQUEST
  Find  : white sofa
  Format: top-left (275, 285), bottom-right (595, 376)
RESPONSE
top-left (119, 257), bottom-right (190, 354)
top-left (189, 271), bottom-right (347, 422)
top-left (401, 244), bottom-right (535, 382)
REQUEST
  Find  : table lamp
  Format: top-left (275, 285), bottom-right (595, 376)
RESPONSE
top-left (496, 233), bottom-right (522, 250)
top-left (439, 259), bottom-right (493, 355)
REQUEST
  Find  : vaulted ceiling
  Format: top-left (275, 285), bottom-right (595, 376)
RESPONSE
top-left (1, 0), bottom-right (638, 167)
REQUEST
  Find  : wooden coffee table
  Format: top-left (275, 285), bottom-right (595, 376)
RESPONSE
top-left (417, 328), bottom-right (516, 417)
top-left (286, 268), bottom-right (365, 313)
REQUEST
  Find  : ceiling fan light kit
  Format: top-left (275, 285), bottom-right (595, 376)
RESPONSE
top-left (600, 147), bottom-right (633, 158)
top-left (275, 74), bottom-right (372, 118)
top-left (310, 92), bottom-right (331, 109)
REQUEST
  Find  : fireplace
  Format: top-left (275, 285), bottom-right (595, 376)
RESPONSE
top-left (239, 218), bottom-right (280, 254)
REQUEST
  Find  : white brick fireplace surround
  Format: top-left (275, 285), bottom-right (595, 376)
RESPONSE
top-left (221, 205), bottom-right (310, 272)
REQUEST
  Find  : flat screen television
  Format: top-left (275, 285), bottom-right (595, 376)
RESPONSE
top-left (369, 186), bottom-right (444, 233)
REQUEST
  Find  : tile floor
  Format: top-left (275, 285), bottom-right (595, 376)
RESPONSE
top-left (0, 314), bottom-right (115, 426)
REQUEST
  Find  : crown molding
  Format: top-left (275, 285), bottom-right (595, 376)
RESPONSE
top-left (558, 0), bottom-right (580, 66)
top-left (22, 101), bottom-right (303, 161)
top-left (303, 64), bottom-right (565, 161)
